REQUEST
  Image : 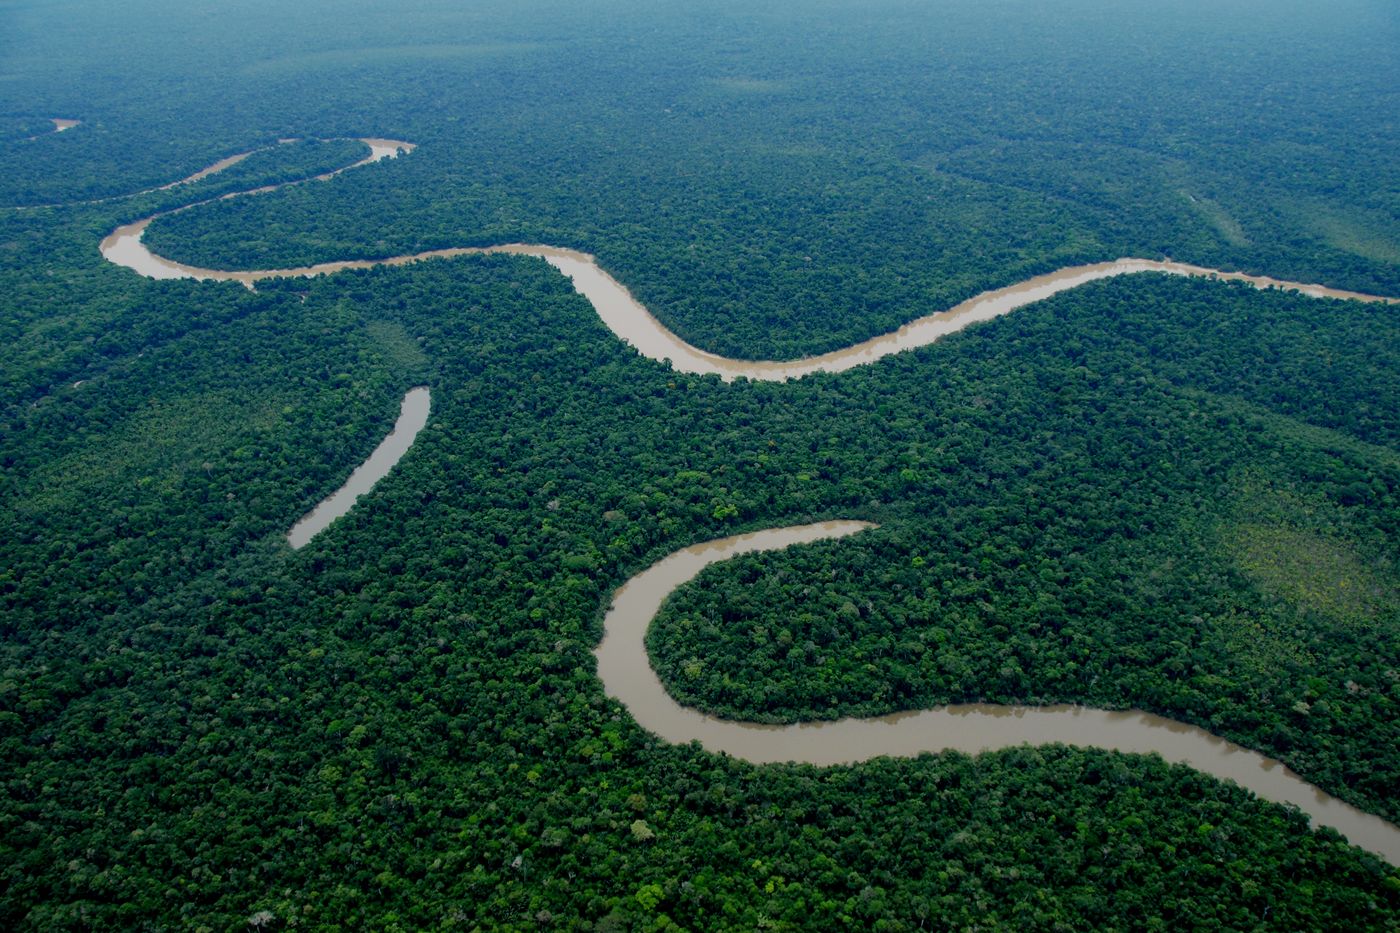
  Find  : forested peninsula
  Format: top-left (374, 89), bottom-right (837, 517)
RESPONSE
top-left (3, 1), bottom-right (1399, 929)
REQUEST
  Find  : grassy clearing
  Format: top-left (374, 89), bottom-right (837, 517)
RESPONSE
top-left (1180, 190), bottom-right (1250, 247)
top-left (1308, 205), bottom-right (1400, 265)
top-left (1231, 520), bottom-right (1392, 623)
top-left (1217, 474), bottom-right (1398, 627)
top-left (364, 319), bottom-right (429, 371)
top-left (1207, 472), bottom-right (1399, 691)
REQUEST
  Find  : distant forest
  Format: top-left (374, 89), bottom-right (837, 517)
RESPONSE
top-left (2, 1), bottom-right (1399, 929)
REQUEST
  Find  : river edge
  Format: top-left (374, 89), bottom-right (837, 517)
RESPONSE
top-left (19, 118), bottom-right (80, 141)
top-left (13, 136), bottom-right (413, 212)
top-left (104, 228), bottom-right (1397, 380)
top-left (287, 386), bottom-right (430, 549)
top-left (95, 137), bottom-right (1400, 862)
top-left (596, 522), bottom-right (1400, 864)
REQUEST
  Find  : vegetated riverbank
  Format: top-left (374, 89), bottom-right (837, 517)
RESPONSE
top-left (601, 522), bottom-right (1400, 863)
top-left (286, 386), bottom-right (430, 549)
top-left (93, 136), bottom-right (1400, 866)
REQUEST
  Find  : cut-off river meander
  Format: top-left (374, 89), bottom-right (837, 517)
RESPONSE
top-left (86, 133), bottom-right (1400, 863)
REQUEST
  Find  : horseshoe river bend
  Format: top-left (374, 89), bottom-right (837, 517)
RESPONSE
top-left (95, 136), bottom-right (1400, 864)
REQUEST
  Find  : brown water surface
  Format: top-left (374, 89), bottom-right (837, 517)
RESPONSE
top-left (99, 138), bottom-right (414, 281)
top-left (94, 137), bottom-right (1400, 863)
top-left (596, 522), bottom-right (1400, 863)
top-left (102, 229), bottom-right (1398, 378)
top-left (156, 150), bottom-right (256, 190)
top-left (287, 387), bottom-right (430, 549)
top-left (18, 118), bottom-right (80, 142)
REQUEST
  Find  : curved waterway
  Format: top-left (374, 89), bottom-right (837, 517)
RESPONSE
top-left (154, 150), bottom-right (257, 191)
top-left (153, 138), bottom-right (412, 195)
top-left (96, 138), bottom-right (422, 544)
top-left (99, 137), bottom-right (414, 271)
top-left (104, 236), bottom-right (1397, 379)
top-left (96, 136), bottom-right (1400, 861)
top-left (597, 522), bottom-right (1400, 863)
top-left (287, 386), bottom-right (430, 549)
top-left (17, 118), bottom-right (80, 143)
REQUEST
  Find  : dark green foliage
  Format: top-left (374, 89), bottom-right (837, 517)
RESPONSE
top-left (2, 0), bottom-right (1399, 929)
top-left (124, 0), bottom-right (1400, 362)
top-left (7, 257), bottom-right (1400, 929)
top-left (649, 278), bottom-right (1400, 821)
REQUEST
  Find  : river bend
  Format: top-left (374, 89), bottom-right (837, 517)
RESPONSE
top-left (595, 522), bottom-right (1400, 864)
top-left (21, 118), bottom-right (79, 141)
top-left (95, 137), bottom-right (1400, 862)
top-left (102, 234), bottom-right (1397, 380)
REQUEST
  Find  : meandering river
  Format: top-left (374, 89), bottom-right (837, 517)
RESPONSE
top-left (595, 522), bottom-right (1400, 863)
top-left (102, 233), bottom-right (1397, 381)
top-left (100, 137), bottom-right (415, 274)
top-left (96, 137), bottom-right (1400, 862)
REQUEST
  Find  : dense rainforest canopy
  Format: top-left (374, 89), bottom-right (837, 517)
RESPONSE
top-left (2, 0), bottom-right (1399, 929)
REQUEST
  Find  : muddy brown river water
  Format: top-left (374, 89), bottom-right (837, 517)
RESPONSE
top-left (595, 522), bottom-right (1400, 863)
top-left (286, 386), bottom-right (430, 549)
top-left (95, 137), bottom-right (1400, 862)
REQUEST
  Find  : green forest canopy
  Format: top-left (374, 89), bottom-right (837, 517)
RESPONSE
top-left (2, 0), bottom-right (1399, 928)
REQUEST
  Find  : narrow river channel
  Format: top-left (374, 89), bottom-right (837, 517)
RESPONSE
top-left (95, 137), bottom-right (1400, 863)
top-left (595, 522), bottom-right (1400, 864)
top-left (287, 386), bottom-right (430, 549)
